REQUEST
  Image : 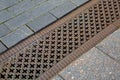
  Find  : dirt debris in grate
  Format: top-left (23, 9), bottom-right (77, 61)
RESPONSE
top-left (0, 0), bottom-right (120, 80)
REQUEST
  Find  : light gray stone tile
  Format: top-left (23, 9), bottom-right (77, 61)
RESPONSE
top-left (0, 0), bottom-right (20, 9)
top-left (0, 41), bottom-right (7, 53)
top-left (96, 29), bottom-right (120, 62)
top-left (0, 4), bottom-right (5, 10)
top-left (28, 0), bottom-right (66, 18)
top-left (60, 48), bottom-right (120, 80)
top-left (27, 13), bottom-right (56, 31)
top-left (49, 1), bottom-right (76, 18)
top-left (0, 10), bottom-right (14, 23)
top-left (7, 0), bottom-right (46, 16)
top-left (1, 25), bottom-right (33, 47)
top-left (0, 24), bottom-right (11, 38)
top-left (5, 13), bottom-right (32, 30)
top-left (8, 0), bottom-right (35, 15)
top-left (71, 0), bottom-right (89, 6)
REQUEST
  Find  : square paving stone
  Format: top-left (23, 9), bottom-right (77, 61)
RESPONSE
top-left (0, 41), bottom-right (7, 53)
top-left (59, 48), bottom-right (120, 80)
top-left (1, 25), bottom-right (33, 48)
top-left (49, 1), bottom-right (76, 18)
top-left (27, 13), bottom-right (56, 32)
top-left (0, 24), bottom-right (11, 38)
top-left (96, 29), bottom-right (120, 62)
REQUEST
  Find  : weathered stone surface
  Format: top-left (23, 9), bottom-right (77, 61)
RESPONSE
top-left (96, 29), bottom-right (120, 62)
top-left (60, 48), bottom-right (120, 80)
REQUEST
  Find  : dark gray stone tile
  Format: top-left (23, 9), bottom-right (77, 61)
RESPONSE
top-left (0, 24), bottom-right (11, 38)
top-left (96, 29), bottom-right (120, 62)
top-left (71, 0), bottom-right (89, 6)
top-left (60, 48), bottom-right (120, 80)
top-left (1, 25), bottom-right (33, 47)
top-left (27, 13), bottom-right (56, 32)
top-left (51, 75), bottom-right (64, 80)
top-left (49, 1), bottom-right (76, 18)
top-left (0, 41), bottom-right (7, 53)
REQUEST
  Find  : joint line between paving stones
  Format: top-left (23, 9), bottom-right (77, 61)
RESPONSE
top-left (48, 12), bottom-right (58, 19)
top-left (95, 47), bottom-right (120, 64)
top-left (25, 24), bottom-right (35, 32)
top-left (0, 0), bottom-right (23, 12)
top-left (58, 74), bottom-right (66, 80)
top-left (0, 40), bottom-right (8, 49)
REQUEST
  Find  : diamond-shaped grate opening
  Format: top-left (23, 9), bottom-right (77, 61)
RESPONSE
top-left (0, 0), bottom-right (120, 80)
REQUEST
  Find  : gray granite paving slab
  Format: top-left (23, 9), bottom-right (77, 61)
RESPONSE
top-left (28, 0), bottom-right (66, 18)
top-left (0, 10), bottom-right (14, 23)
top-left (71, 0), bottom-right (89, 6)
top-left (51, 75), bottom-right (64, 80)
top-left (7, 0), bottom-right (47, 16)
top-left (49, 1), bottom-right (76, 18)
top-left (1, 25), bottom-right (33, 47)
top-left (0, 24), bottom-right (11, 38)
top-left (5, 13), bottom-right (32, 30)
top-left (27, 13), bottom-right (56, 32)
top-left (7, 0), bottom-right (35, 15)
top-left (0, 0), bottom-right (21, 10)
top-left (60, 48), bottom-right (120, 80)
top-left (96, 29), bottom-right (120, 62)
top-left (0, 4), bottom-right (5, 10)
top-left (0, 41), bottom-right (7, 53)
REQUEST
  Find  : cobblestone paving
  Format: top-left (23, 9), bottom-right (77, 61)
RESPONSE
top-left (51, 29), bottom-right (120, 80)
top-left (0, 0), bottom-right (88, 53)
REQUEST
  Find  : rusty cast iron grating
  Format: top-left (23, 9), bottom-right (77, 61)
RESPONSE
top-left (0, 0), bottom-right (120, 80)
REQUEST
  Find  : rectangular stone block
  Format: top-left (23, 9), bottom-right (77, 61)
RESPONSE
top-left (0, 24), bottom-right (11, 38)
top-left (7, 0), bottom-right (46, 16)
top-left (0, 10), bottom-right (14, 23)
top-left (0, 41), bottom-right (7, 53)
top-left (5, 13), bottom-right (32, 30)
top-left (49, 1), bottom-right (76, 18)
top-left (28, 0), bottom-right (66, 18)
top-left (71, 0), bottom-right (89, 6)
top-left (27, 13), bottom-right (56, 32)
top-left (1, 25), bottom-right (33, 47)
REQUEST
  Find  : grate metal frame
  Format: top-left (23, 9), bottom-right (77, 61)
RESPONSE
top-left (0, 0), bottom-right (120, 80)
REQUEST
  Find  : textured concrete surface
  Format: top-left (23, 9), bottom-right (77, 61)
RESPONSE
top-left (0, 0), bottom-right (88, 53)
top-left (96, 29), bottom-right (120, 62)
top-left (59, 47), bottom-right (120, 80)
top-left (51, 29), bottom-right (120, 80)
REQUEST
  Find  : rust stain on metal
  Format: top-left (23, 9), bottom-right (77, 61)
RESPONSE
top-left (0, 0), bottom-right (120, 80)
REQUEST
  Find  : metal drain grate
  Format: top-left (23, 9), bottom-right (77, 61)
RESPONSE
top-left (0, 0), bottom-right (120, 80)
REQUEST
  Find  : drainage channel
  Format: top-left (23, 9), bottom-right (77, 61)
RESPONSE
top-left (0, 0), bottom-right (120, 80)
